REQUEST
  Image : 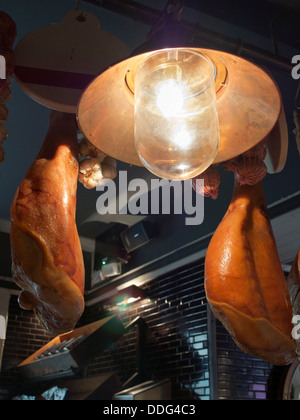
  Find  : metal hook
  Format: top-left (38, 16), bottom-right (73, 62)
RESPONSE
top-left (166, 0), bottom-right (184, 23)
top-left (147, 0), bottom-right (184, 39)
top-left (166, 0), bottom-right (184, 15)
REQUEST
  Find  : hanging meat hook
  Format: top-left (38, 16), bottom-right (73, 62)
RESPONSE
top-left (147, 0), bottom-right (184, 38)
top-left (295, 80), bottom-right (300, 111)
top-left (166, 0), bottom-right (185, 19)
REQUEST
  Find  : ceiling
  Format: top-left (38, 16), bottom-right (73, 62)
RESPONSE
top-left (0, 0), bottom-right (299, 270)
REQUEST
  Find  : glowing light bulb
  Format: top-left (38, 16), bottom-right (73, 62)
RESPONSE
top-left (134, 49), bottom-right (220, 180)
top-left (156, 80), bottom-right (184, 117)
top-left (171, 121), bottom-right (192, 149)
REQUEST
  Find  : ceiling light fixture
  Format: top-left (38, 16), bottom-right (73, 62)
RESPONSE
top-left (77, 0), bottom-right (284, 180)
top-left (134, 48), bottom-right (219, 180)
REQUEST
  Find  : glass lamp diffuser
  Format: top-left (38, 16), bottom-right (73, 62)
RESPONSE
top-left (134, 49), bottom-right (220, 180)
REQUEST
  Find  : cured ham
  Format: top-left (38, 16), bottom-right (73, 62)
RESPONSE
top-left (10, 111), bottom-right (85, 335)
top-left (205, 179), bottom-right (296, 365)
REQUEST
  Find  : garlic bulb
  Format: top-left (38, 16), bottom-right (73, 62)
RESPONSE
top-left (78, 137), bottom-right (106, 161)
top-left (77, 136), bottom-right (117, 189)
top-left (79, 157), bottom-right (104, 189)
top-left (78, 156), bottom-right (117, 189)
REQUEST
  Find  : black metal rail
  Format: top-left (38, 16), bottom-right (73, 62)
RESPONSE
top-left (83, 0), bottom-right (293, 72)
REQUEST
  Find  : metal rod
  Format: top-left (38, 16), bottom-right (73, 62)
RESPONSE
top-left (83, 0), bottom-right (293, 72)
top-left (84, 0), bottom-right (160, 26)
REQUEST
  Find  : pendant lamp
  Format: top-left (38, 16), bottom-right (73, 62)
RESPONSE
top-left (77, 2), bottom-right (285, 180)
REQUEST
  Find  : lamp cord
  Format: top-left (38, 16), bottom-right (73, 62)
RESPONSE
top-left (166, 0), bottom-right (184, 19)
top-left (147, 0), bottom-right (184, 39)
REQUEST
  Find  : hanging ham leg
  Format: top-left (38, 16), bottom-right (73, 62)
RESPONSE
top-left (10, 111), bottom-right (85, 335)
top-left (205, 178), bottom-right (296, 365)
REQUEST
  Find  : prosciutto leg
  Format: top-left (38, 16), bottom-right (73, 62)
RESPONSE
top-left (205, 179), bottom-right (296, 365)
top-left (10, 111), bottom-right (85, 335)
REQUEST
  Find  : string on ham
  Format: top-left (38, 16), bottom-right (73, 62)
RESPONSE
top-left (241, 139), bottom-right (267, 160)
top-left (222, 157), bottom-right (240, 172)
top-left (192, 166), bottom-right (221, 199)
top-left (192, 140), bottom-right (268, 199)
top-left (0, 11), bottom-right (17, 167)
top-left (235, 156), bottom-right (267, 186)
top-left (223, 139), bottom-right (268, 186)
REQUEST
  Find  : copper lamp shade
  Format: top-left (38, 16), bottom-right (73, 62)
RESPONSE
top-left (77, 14), bottom-right (286, 175)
